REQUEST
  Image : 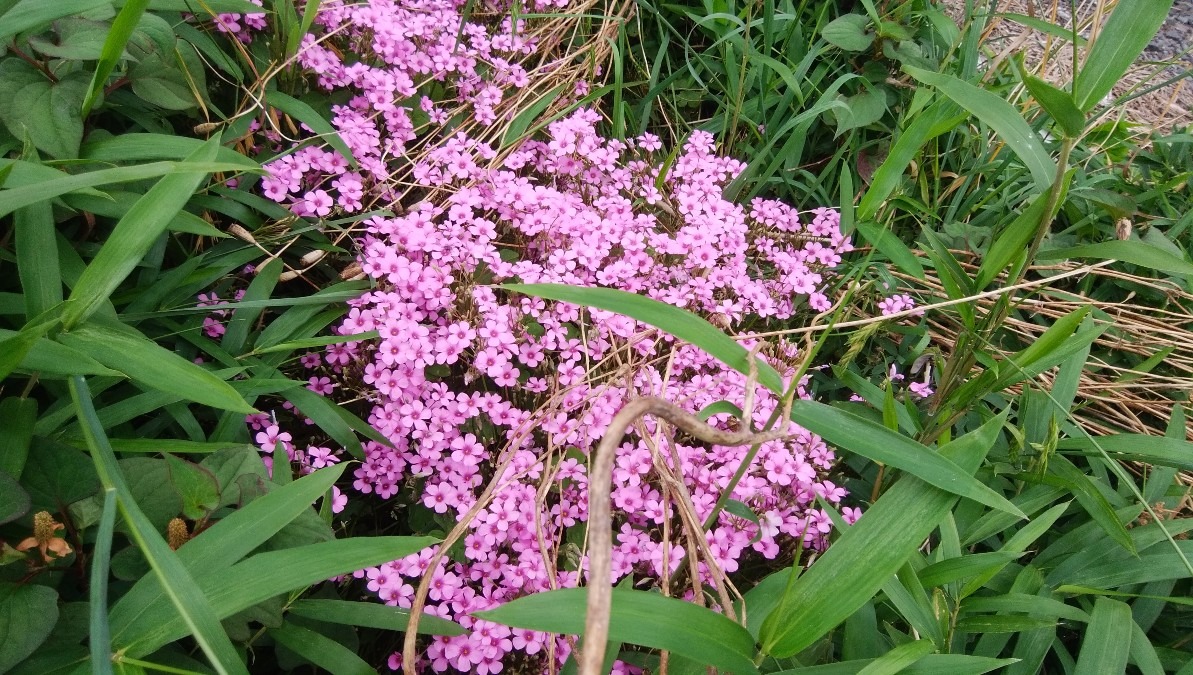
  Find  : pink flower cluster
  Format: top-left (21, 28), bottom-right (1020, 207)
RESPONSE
top-left (329, 109), bottom-right (858, 672)
top-left (257, 0), bottom-right (565, 217)
top-left (878, 292), bottom-right (918, 316)
top-left (210, 0), bottom-right (266, 44)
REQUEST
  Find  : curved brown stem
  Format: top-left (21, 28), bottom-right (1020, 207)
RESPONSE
top-left (579, 396), bottom-right (791, 675)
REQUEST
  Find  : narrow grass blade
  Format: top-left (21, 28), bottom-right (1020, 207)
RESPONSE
top-left (903, 66), bottom-right (1056, 192)
top-left (266, 91), bottom-right (357, 168)
top-left (503, 283), bottom-right (784, 393)
top-left (975, 190), bottom-right (1052, 289)
top-left (80, 134), bottom-right (257, 167)
top-left (758, 413), bottom-right (1006, 657)
top-left (269, 622), bottom-right (372, 675)
top-left (1074, 0), bottom-right (1174, 111)
top-left (55, 322), bottom-right (255, 414)
top-left (1037, 240), bottom-right (1193, 278)
top-left (90, 488), bottom-right (117, 675)
top-left (855, 221), bottom-right (925, 279)
top-left (857, 100), bottom-right (964, 222)
top-left (770, 655), bottom-right (1016, 674)
top-left (856, 640), bottom-right (934, 675)
top-left (918, 551), bottom-right (1024, 588)
top-left (15, 198), bottom-right (62, 319)
top-left (475, 587), bottom-right (759, 674)
top-left (222, 258), bottom-right (281, 354)
top-left (0, 0), bottom-right (111, 42)
top-left (1049, 454), bottom-right (1135, 554)
top-left (1059, 434), bottom-right (1193, 471)
top-left (791, 402), bottom-right (1024, 517)
top-left (288, 599), bottom-right (464, 636)
top-left (118, 536), bottom-right (439, 657)
top-left (1073, 598), bottom-right (1132, 674)
top-left (997, 13), bottom-right (1086, 45)
top-left (81, 0), bottom-right (151, 117)
top-left (961, 593), bottom-right (1090, 622)
top-left (69, 376), bottom-right (248, 675)
top-left (248, 330), bottom-right (378, 356)
top-left (63, 138), bottom-right (221, 328)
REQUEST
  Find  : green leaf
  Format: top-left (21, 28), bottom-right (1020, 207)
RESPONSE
top-left (27, 17), bottom-right (112, 60)
top-left (0, 397), bottom-right (37, 477)
top-left (855, 221), bottom-right (925, 279)
top-left (15, 197), bottom-right (62, 319)
top-left (0, 161), bottom-right (248, 219)
top-left (918, 551), bottom-right (1025, 588)
top-left (856, 640), bottom-right (934, 675)
top-left (475, 588), bottom-right (759, 674)
top-left (287, 599), bottom-right (464, 636)
top-left (55, 322), bottom-right (256, 414)
top-left (269, 622), bottom-right (373, 675)
top-left (129, 53), bottom-right (198, 110)
top-left (69, 376), bottom-right (249, 675)
top-left (0, 328), bottom-right (121, 378)
top-left (770, 655), bottom-right (1017, 674)
top-left (6, 75), bottom-right (88, 158)
top-left (90, 489), bottom-right (117, 675)
top-left (0, 0), bottom-right (113, 43)
top-left (1036, 240), bottom-right (1193, 278)
top-left (83, 0), bottom-right (153, 117)
top-left (266, 91), bottom-right (357, 169)
top-left (79, 134), bottom-right (257, 168)
top-left (502, 284), bottom-right (784, 393)
top-left (758, 413), bottom-right (1005, 658)
top-left (975, 189), bottom-right (1053, 289)
top-left (0, 470), bottom-right (31, 525)
top-left (1021, 74), bottom-right (1085, 138)
top-left (1048, 454), bottom-right (1135, 554)
top-left (502, 83), bottom-right (567, 147)
top-left (822, 14), bottom-right (874, 51)
top-left (135, 0), bottom-right (264, 12)
top-left (22, 437), bottom-right (100, 510)
top-left (1059, 434), bottom-right (1193, 471)
top-left (903, 65), bottom-right (1056, 192)
top-left (832, 87), bottom-right (888, 135)
top-left (954, 615), bottom-right (1058, 633)
top-left (116, 536), bottom-right (439, 657)
top-left (165, 454), bottom-right (220, 520)
top-left (249, 330), bottom-right (378, 356)
top-left (997, 13), bottom-right (1087, 46)
top-left (0, 583), bottom-right (59, 672)
top-left (63, 137), bottom-right (221, 328)
top-left (961, 593), bottom-right (1090, 623)
top-left (223, 258), bottom-right (281, 354)
top-left (1074, 0), bottom-right (1175, 111)
top-left (1073, 598), bottom-right (1132, 674)
top-left (789, 401), bottom-right (1024, 517)
top-left (0, 323), bottom-right (53, 381)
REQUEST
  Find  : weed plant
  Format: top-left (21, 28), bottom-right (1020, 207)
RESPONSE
top-left (0, 0), bottom-right (1191, 673)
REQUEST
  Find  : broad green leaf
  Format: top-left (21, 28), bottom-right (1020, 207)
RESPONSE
top-left (856, 640), bottom-right (934, 675)
top-left (7, 75), bottom-right (88, 158)
top-left (789, 401), bottom-right (1025, 517)
top-left (63, 138), bottom-right (220, 328)
top-left (1074, 0), bottom-right (1175, 111)
top-left (0, 470), bottom-right (30, 525)
top-left (954, 615), bottom-right (1057, 633)
top-left (832, 87), bottom-right (887, 135)
top-left (288, 599), bottom-right (464, 636)
top-left (1055, 584), bottom-right (1193, 608)
top-left (961, 593), bottom-right (1090, 622)
top-left (855, 221), bottom-right (925, 279)
top-left (27, 17), bottom-right (111, 60)
top-left (1061, 542), bottom-right (1193, 589)
top-left (7, 331), bottom-right (122, 378)
top-left (1048, 454), bottom-right (1135, 554)
top-left (83, 0), bottom-right (151, 117)
top-left (165, 454), bottom-right (220, 520)
top-left (503, 284), bottom-right (783, 393)
top-left (822, 14), bottom-right (874, 51)
top-left (15, 197), bottom-right (62, 319)
top-left (69, 376), bottom-right (248, 675)
top-left (0, 161), bottom-right (223, 218)
top-left (269, 622), bottom-right (373, 675)
top-left (959, 501), bottom-right (1070, 597)
top-left (55, 322), bottom-right (255, 414)
top-left (1037, 240), bottom-right (1193, 278)
top-left (129, 53), bottom-right (198, 110)
top-left (266, 91), bottom-right (357, 168)
top-left (918, 551), bottom-right (1024, 588)
top-left (0, 0), bottom-right (112, 43)
top-left (1073, 598), bottom-right (1132, 674)
top-left (758, 413), bottom-right (1006, 657)
top-left (0, 583), bottom-right (59, 672)
top-left (62, 190), bottom-right (227, 238)
top-left (0, 397), bottom-right (37, 477)
top-left (223, 258), bottom-right (282, 354)
top-left (475, 588), bottom-right (759, 674)
top-left (116, 536), bottom-right (439, 657)
top-left (90, 489), bottom-right (117, 675)
top-left (21, 437), bottom-right (101, 510)
top-left (771, 655), bottom-right (1016, 674)
top-left (903, 65), bottom-right (1056, 191)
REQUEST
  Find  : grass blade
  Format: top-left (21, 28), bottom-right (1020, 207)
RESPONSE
top-left (14, 198), bottom-right (62, 319)
top-left (81, 0), bottom-right (151, 117)
top-left (903, 65), bottom-right (1056, 192)
top-left (475, 587), bottom-right (759, 674)
top-left (758, 412), bottom-right (1006, 657)
top-left (269, 622), bottom-right (373, 675)
top-left (69, 376), bottom-right (248, 675)
top-left (503, 283), bottom-right (784, 393)
top-left (63, 138), bottom-right (221, 328)
top-left (1036, 240), bottom-right (1193, 278)
top-left (265, 91), bottom-right (357, 168)
top-left (1072, 598), bottom-right (1132, 674)
top-left (89, 488), bottom-right (117, 675)
top-left (1074, 0), bottom-right (1174, 111)
top-left (856, 640), bottom-right (934, 675)
top-left (287, 599), bottom-right (464, 636)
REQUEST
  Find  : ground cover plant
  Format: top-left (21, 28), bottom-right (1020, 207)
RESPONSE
top-left (1, 0), bottom-right (1192, 674)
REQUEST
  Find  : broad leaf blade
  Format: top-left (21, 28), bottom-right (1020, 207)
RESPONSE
top-left (1074, 0), bottom-right (1175, 111)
